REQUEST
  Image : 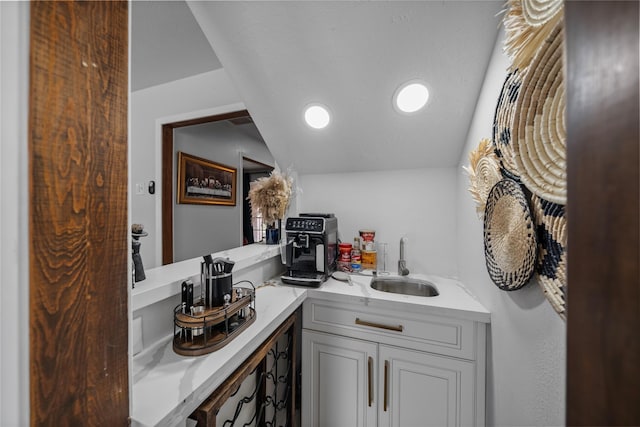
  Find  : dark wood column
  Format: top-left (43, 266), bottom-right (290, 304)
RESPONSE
top-left (565, 1), bottom-right (640, 425)
top-left (29, 1), bottom-right (129, 424)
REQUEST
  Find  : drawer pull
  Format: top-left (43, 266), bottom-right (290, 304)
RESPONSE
top-left (368, 356), bottom-right (373, 407)
top-left (355, 318), bottom-right (404, 333)
top-left (384, 360), bottom-right (389, 412)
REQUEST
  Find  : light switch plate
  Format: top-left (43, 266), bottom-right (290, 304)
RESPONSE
top-left (132, 316), bottom-right (143, 355)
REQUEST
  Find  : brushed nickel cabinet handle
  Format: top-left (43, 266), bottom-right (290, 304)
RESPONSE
top-left (384, 360), bottom-right (389, 412)
top-left (355, 318), bottom-right (404, 333)
top-left (368, 356), bottom-right (373, 407)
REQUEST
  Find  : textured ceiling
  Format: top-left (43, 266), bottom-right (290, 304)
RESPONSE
top-left (187, 1), bottom-right (503, 174)
top-left (131, 0), bottom-right (222, 91)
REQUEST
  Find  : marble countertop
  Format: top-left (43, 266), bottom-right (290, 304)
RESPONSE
top-left (131, 283), bottom-right (306, 427)
top-left (131, 273), bottom-right (489, 426)
top-left (309, 272), bottom-right (490, 323)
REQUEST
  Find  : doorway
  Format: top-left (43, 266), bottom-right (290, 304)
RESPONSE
top-left (242, 157), bottom-right (274, 245)
top-left (161, 110), bottom-right (275, 264)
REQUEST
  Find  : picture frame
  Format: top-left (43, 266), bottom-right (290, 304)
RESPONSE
top-left (177, 151), bottom-right (237, 206)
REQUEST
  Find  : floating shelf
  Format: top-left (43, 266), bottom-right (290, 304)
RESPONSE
top-left (173, 284), bottom-right (256, 357)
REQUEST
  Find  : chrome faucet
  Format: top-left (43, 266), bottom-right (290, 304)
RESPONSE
top-left (398, 237), bottom-right (410, 276)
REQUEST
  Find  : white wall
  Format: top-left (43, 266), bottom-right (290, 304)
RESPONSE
top-left (456, 29), bottom-right (566, 426)
top-left (0, 2), bottom-right (30, 425)
top-left (299, 168), bottom-right (458, 278)
top-left (130, 69), bottom-right (243, 269)
top-left (173, 121), bottom-right (273, 262)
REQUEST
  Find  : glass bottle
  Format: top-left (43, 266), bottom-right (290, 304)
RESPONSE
top-left (351, 237), bottom-right (362, 272)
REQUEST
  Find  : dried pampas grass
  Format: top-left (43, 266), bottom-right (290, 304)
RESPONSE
top-left (464, 138), bottom-right (502, 219)
top-left (247, 171), bottom-right (293, 225)
top-left (503, 0), bottom-right (563, 71)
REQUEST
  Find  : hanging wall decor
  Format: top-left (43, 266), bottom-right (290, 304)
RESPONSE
top-left (531, 195), bottom-right (567, 319)
top-left (502, 0), bottom-right (567, 319)
top-left (463, 138), bottom-right (503, 219)
top-left (483, 179), bottom-right (537, 290)
top-left (492, 69), bottom-right (523, 182)
top-left (511, 21), bottom-right (566, 205)
top-left (177, 151), bottom-right (237, 206)
top-left (503, 0), bottom-right (563, 71)
top-left (465, 0), bottom-right (567, 318)
top-left (520, 0), bottom-right (564, 27)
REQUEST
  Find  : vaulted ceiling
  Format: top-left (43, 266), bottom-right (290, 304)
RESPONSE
top-left (133, 1), bottom-right (503, 174)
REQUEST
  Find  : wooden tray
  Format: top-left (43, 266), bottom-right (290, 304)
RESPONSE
top-left (173, 286), bottom-right (256, 357)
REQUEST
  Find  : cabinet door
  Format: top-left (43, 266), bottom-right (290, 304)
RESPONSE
top-left (379, 345), bottom-right (476, 427)
top-left (302, 330), bottom-right (378, 427)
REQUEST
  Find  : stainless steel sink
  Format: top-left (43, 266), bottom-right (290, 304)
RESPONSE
top-left (370, 277), bottom-right (439, 297)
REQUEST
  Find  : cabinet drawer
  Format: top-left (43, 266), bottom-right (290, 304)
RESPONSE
top-left (303, 299), bottom-right (478, 360)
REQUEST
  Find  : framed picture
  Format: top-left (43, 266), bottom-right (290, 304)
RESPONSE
top-left (177, 151), bottom-right (237, 206)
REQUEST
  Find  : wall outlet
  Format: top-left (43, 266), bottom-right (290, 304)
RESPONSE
top-left (135, 183), bottom-right (145, 195)
top-left (132, 316), bottom-right (143, 355)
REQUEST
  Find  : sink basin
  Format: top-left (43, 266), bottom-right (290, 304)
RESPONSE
top-left (370, 277), bottom-right (439, 297)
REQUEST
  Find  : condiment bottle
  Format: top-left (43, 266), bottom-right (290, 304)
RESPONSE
top-left (351, 237), bottom-right (362, 272)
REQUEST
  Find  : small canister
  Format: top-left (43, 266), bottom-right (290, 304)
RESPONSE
top-left (209, 273), bottom-right (232, 307)
top-left (338, 242), bottom-right (353, 272)
top-left (201, 262), bottom-right (232, 308)
top-left (338, 243), bottom-right (353, 262)
top-left (359, 229), bottom-right (376, 251)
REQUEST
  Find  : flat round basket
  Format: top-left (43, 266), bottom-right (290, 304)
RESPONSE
top-left (503, 0), bottom-right (563, 70)
top-left (522, 0), bottom-right (564, 27)
top-left (493, 69), bottom-right (523, 182)
top-left (512, 20), bottom-right (566, 205)
top-left (483, 179), bottom-right (537, 291)
top-left (531, 195), bottom-right (567, 320)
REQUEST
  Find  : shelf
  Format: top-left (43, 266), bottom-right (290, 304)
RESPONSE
top-left (132, 243), bottom-right (281, 312)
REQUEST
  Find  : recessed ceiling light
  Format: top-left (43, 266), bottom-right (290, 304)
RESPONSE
top-left (304, 104), bottom-right (331, 129)
top-left (394, 80), bottom-right (430, 114)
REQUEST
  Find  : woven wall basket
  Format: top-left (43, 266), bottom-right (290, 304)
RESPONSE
top-left (464, 138), bottom-right (502, 219)
top-left (484, 179), bottom-right (537, 290)
top-left (531, 195), bottom-right (567, 320)
top-left (503, 0), bottom-right (563, 70)
top-left (493, 69), bottom-right (523, 182)
top-left (512, 21), bottom-right (566, 205)
top-left (522, 0), bottom-right (563, 27)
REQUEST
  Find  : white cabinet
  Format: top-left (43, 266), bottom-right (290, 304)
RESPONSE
top-left (302, 298), bottom-right (486, 427)
top-left (379, 345), bottom-right (475, 427)
top-left (302, 330), bottom-right (378, 427)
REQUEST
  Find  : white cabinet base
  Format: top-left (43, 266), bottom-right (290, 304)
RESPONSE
top-left (379, 345), bottom-right (475, 427)
top-left (302, 298), bottom-right (487, 427)
top-left (302, 330), bottom-right (378, 427)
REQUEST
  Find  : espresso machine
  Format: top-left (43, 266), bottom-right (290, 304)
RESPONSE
top-left (281, 213), bottom-right (338, 287)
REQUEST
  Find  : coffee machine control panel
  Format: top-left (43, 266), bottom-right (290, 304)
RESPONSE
top-left (285, 217), bottom-right (325, 233)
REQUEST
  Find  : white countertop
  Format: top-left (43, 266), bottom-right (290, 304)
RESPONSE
top-left (131, 283), bottom-right (306, 427)
top-left (310, 272), bottom-right (491, 323)
top-left (131, 272), bottom-right (489, 426)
